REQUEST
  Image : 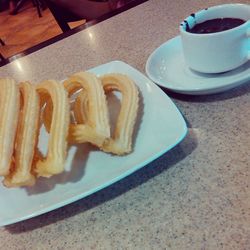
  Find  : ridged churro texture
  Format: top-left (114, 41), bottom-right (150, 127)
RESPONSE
top-left (0, 72), bottom-right (139, 187)
top-left (64, 72), bottom-right (110, 147)
top-left (4, 82), bottom-right (39, 187)
top-left (35, 80), bottom-right (70, 178)
top-left (101, 74), bottom-right (139, 155)
top-left (0, 79), bottom-right (20, 176)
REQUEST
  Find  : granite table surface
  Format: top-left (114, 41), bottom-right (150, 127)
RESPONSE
top-left (0, 0), bottom-right (249, 249)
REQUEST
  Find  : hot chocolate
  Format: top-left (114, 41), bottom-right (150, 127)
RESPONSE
top-left (186, 18), bottom-right (246, 34)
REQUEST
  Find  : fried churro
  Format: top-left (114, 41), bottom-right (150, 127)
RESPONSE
top-left (100, 74), bottom-right (139, 155)
top-left (64, 72), bottom-right (110, 148)
top-left (0, 79), bottom-right (20, 176)
top-left (35, 80), bottom-right (70, 178)
top-left (0, 71), bottom-right (140, 188)
top-left (3, 82), bottom-right (39, 187)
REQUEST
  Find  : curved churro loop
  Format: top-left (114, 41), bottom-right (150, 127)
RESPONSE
top-left (73, 90), bottom-right (88, 124)
top-left (100, 74), bottom-right (139, 155)
top-left (43, 91), bottom-right (86, 132)
top-left (0, 79), bottom-right (20, 176)
top-left (63, 72), bottom-right (110, 147)
top-left (35, 80), bottom-right (70, 178)
top-left (4, 82), bottom-right (39, 187)
top-left (42, 96), bottom-right (53, 133)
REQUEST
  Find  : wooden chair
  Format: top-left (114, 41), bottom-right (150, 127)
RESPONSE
top-left (44, 0), bottom-right (135, 32)
top-left (44, 0), bottom-right (80, 32)
top-left (0, 39), bottom-right (6, 65)
top-left (10, 0), bottom-right (45, 17)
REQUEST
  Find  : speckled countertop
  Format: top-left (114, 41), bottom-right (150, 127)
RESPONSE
top-left (0, 0), bottom-right (249, 249)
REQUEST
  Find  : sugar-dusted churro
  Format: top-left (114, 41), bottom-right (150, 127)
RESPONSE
top-left (100, 74), bottom-right (139, 155)
top-left (0, 79), bottom-right (20, 176)
top-left (35, 80), bottom-right (70, 178)
top-left (64, 72), bottom-right (110, 147)
top-left (4, 82), bottom-right (39, 187)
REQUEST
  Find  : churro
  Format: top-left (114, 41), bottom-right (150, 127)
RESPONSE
top-left (35, 80), bottom-right (70, 178)
top-left (100, 74), bottom-right (139, 155)
top-left (4, 82), bottom-right (39, 187)
top-left (64, 72), bottom-right (110, 147)
top-left (0, 79), bottom-right (20, 176)
top-left (73, 90), bottom-right (88, 124)
top-left (0, 71), bottom-right (140, 188)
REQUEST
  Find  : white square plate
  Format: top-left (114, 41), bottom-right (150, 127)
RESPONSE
top-left (0, 61), bottom-right (187, 227)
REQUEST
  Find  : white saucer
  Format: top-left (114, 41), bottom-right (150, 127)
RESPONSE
top-left (146, 36), bottom-right (250, 95)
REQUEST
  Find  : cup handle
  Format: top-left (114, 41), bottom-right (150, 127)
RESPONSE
top-left (247, 28), bottom-right (250, 60)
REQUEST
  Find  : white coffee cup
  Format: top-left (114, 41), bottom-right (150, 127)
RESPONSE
top-left (180, 4), bottom-right (250, 74)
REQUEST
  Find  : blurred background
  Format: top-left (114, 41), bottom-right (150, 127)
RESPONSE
top-left (0, 0), bottom-right (86, 59)
top-left (0, 0), bottom-right (136, 62)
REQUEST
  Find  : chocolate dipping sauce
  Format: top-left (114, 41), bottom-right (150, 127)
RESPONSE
top-left (186, 18), bottom-right (246, 34)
